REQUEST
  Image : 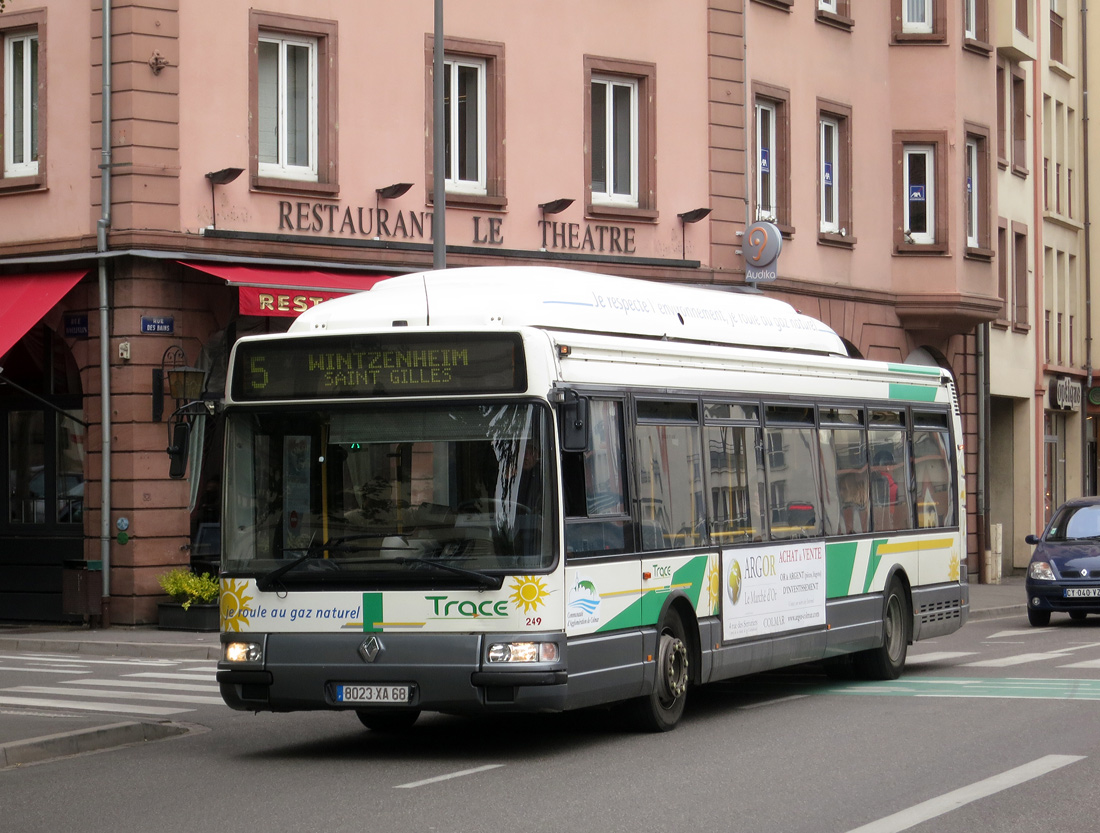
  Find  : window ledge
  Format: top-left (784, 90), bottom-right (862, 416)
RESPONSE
top-left (252, 176), bottom-right (339, 197)
top-left (997, 156), bottom-right (1009, 171)
top-left (894, 242), bottom-right (949, 256)
top-left (1012, 323), bottom-right (1032, 335)
top-left (586, 203), bottom-right (659, 223)
top-left (0, 175), bottom-right (47, 195)
top-left (816, 10), bottom-right (854, 32)
top-left (991, 318), bottom-right (1010, 331)
top-left (963, 38), bottom-right (994, 57)
top-left (430, 193), bottom-right (508, 211)
top-left (891, 33), bottom-right (948, 46)
top-left (750, 0), bottom-right (793, 11)
top-left (964, 246), bottom-right (995, 262)
top-left (775, 222), bottom-right (796, 239)
top-left (1011, 163), bottom-right (1030, 179)
top-left (1042, 211), bottom-right (1084, 232)
top-left (1050, 61), bottom-right (1075, 81)
top-left (818, 231), bottom-right (856, 249)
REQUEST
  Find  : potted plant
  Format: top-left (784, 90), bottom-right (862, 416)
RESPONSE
top-left (157, 567), bottom-right (220, 631)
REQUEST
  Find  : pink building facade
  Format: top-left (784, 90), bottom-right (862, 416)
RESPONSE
top-left (0, 0), bottom-right (998, 624)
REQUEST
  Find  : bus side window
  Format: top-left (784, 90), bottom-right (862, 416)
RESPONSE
top-left (565, 399), bottom-right (631, 556)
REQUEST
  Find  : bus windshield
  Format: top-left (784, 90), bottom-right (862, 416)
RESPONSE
top-left (223, 402), bottom-right (554, 582)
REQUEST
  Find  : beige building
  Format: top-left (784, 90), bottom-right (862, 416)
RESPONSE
top-left (0, 0), bottom-right (1006, 624)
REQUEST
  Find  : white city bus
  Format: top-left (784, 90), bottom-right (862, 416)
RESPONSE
top-left (216, 266), bottom-right (968, 731)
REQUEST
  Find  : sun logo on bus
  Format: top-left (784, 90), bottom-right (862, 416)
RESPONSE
top-left (706, 559), bottom-right (721, 616)
top-left (510, 576), bottom-right (550, 614)
top-left (948, 552), bottom-right (960, 582)
top-left (221, 578), bottom-right (254, 632)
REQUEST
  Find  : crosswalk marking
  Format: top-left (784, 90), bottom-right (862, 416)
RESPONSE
top-left (0, 653), bottom-right (179, 667)
top-left (61, 679), bottom-right (218, 693)
top-left (827, 677), bottom-right (1100, 700)
top-left (0, 695), bottom-right (186, 716)
top-left (8, 685), bottom-right (225, 705)
top-left (126, 671), bottom-right (216, 681)
top-left (0, 666), bottom-right (91, 674)
top-left (905, 651), bottom-right (977, 665)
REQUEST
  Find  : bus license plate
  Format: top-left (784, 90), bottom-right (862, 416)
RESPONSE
top-left (336, 684), bottom-right (411, 705)
top-left (1065, 588), bottom-right (1100, 598)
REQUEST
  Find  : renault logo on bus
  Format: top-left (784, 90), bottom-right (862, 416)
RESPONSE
top-left (359, 636), bottom-right (383, 663)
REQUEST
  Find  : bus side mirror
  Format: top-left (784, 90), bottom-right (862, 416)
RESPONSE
top-left (560, 394), bottom-right (589, 453)
top-left (167, 421), bottom-right (191, 479)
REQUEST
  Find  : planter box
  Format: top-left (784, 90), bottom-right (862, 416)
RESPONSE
top-left (158, 602), bottom-right (220, 632)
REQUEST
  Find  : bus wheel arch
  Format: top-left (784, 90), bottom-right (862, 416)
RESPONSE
top-left (854, 570), bottom-right (911, 680)
top-left (629, 599), bottom-right (696, 732)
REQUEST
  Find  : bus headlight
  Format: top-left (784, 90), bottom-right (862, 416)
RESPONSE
top-left (224, 641), bottom-right (264, 664)
top-left (487, 642), bottom-right (559, 663)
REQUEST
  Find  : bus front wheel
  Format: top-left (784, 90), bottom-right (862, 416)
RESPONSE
top-left (629, 610), bottom-right (690, 732)
top-left (854, 578), bottom-right (909, 680)
top-left (356, 708), bottom-right (421, 732)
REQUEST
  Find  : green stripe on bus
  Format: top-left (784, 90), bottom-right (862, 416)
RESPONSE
top-left (825, 541), bottom-right (858, 599)
top-left (887, 364), bottom-right (942, 376)
top-left (598, 598), bottom-right (642, 632)
top-left (362, 592), bottom-right (384, 632)
top-left (888, 383), bottom-right (938, 402)
top-left (864, 540), bottom-right (887, 594)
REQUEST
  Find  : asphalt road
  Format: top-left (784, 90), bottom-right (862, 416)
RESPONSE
top-left (3, 608), bottom-right (1100, 833)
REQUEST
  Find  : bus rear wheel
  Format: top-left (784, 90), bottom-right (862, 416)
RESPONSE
top-left (854, 578), bottom-right (909, 680)
top-left (355, 708), bottom-right (421, 732)
top-left (629, 610), bottom-right (690, 732)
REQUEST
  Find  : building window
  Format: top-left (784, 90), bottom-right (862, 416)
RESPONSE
top-left (964, 124), bottom-right (992, 257)
top-left (591, 75), bottom-right (637, 207)
top-left (962, 0), bottom-right (990, 49)
top-left (425, 37), bottom-right (505, 209)
top-left (753, 83), bottom-right (791, 231)
top-left (892, 0), bottom-right (945, 41)
top-left (816, 0), bottom-right (853, 30)
top-left (1050, 1), bottom-right (1065, 64)
top-left (996, 217), bottom-right (1009, 326)
top-left (1, 11), bottom-right (44, 191)
top-left (444, 56), bottom-right (487, 195)
top-left (818, 100), bottom-right (852, 244)
top-left (585, 56), bottom-right (655, 218)
top-left (250, 12), bottom-right (337, 195)
top-left (1011, 64), bottom-right (1028, 177)
top-left (894, 132), bottom-right (946, 252)
top-left (257, 34), bottom-right (317, 180)
top-left (1013, 221), bottom-right (1029, 330)
top-left (996, 62), bottom-right (1008, 168)
top-left (1016, 0), bottom-right (1030, 37)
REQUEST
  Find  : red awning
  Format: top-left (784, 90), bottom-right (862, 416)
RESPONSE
top-left (0, 270), bottom-right (88, 360)
top-left (182, 262), bottom-right (391, 317)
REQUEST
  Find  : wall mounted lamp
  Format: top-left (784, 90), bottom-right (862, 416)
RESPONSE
top-left (677, 207), bottom-right (712, 259)
top-left (539, 198), bottom-right (574, 215)
top-left (205, 167), bottom-right (244, 230)
top-left (375, 182), bottom-right (415, 239)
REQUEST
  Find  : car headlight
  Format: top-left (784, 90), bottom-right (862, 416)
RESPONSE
top-left (224, 641), bottom-right (263, 663)
top-left (1028, 561), bottom-right (1056, 581)
top-left (487, 642), bottom-right (559, 663)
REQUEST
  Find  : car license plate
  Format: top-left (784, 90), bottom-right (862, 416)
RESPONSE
top-left (336, 684), bottom-right (411, 704)
top-left (1064, 588), bottom-right (1100, 598)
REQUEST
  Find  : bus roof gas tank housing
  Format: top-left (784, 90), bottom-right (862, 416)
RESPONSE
top-left (291, 266), bottom-right (847, 356)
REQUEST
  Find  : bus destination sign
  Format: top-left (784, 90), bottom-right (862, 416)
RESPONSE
top-left (231, 333), bottom-right (526, 401)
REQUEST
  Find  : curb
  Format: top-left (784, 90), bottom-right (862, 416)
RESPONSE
top-left (968, 605), bottom-right (1025, 622)
top-left (0, 636), bottom-right (220, 661)
top-left (0, 720), bottom-right (193, 769)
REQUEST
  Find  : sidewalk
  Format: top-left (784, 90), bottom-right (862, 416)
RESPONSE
top-left (0, 576), bottom-right (1027, 767)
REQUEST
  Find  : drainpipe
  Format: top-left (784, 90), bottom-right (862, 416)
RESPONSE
top-left (432, 0), bottom-right (445, 269)
top-left (1034, 0), bottom-right (1047, 532)
top-left (97, 0), bottom-right (113, 614)
top-left (1083, 1), bottom-right (1094, 493)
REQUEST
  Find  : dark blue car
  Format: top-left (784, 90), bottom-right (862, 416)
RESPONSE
top-left (1025, 496), bottom-right (1100, 626)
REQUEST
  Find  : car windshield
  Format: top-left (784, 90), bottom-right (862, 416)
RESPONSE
top-left (1047, 504), bottom-right (1100, 542)
top-left (223, 402), bottom-right (554, 583)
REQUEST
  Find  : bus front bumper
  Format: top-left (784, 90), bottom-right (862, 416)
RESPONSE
top-left (216, 631), bottom-right (569, 714)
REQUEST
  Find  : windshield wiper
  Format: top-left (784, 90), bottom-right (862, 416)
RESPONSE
top-left (256, 534), bottom-right (377, 591)
top-left (388, 556), bottom-right (503, 590)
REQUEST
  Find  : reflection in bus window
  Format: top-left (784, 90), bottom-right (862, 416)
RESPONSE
top-left (706, 425), bottom-right (765, 543)
top-left (765, 426), bottom-right (822, 539)
top-left (820, 427), bottom-right (869, 536)
top-left (913, 428), bottom-right (953, 528)
top-left (870, 428), bottom-right (912, 532)
top-left (564, 399), bottom-right (630, 557)
top-left (635, 424), bottom-right (705, 550)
